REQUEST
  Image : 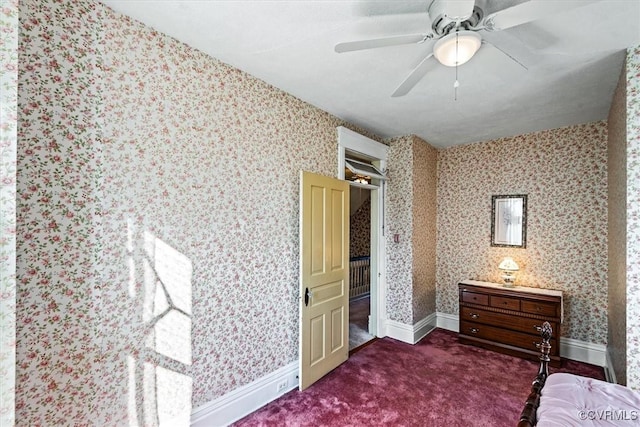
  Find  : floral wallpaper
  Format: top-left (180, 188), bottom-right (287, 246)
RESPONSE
top-left (18, 0), bottom-right (105, 424)
top-left (16, 0), bottom-right (379, 424)
top-left (436, 122), bottom-right (609, 344)
top-left (626, 45), bottom-right (640, 390)
top-left (608, 58), bottom-right (627, 385)
top-left (0, 0), bottom-right (18, 425)
top-left (349, 191), bottom-right (370, 259)
top-left (412, 138), bottom-right (438, 323)
top-left (386, 136), bottom-right (415, 325)
top-left (385, 135), bottom-right (438, 325)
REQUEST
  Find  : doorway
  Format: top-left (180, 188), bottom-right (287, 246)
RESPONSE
top-left (348, 186), bottom-right (374, 350)
top-left (337, 126), bottom-right (388, 351)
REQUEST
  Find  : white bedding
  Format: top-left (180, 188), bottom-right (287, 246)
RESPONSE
top-left (537, 373), bottom-right (640, 426)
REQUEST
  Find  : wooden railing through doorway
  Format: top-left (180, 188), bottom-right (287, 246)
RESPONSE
top-left (349, 256), bottom-right (370, 299)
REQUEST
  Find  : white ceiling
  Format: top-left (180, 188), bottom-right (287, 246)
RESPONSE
top-left (100, 0), bottom-right (640, 148)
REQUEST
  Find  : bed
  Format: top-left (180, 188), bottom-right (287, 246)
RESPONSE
top-left (518, 322), bottom-right (640, 426)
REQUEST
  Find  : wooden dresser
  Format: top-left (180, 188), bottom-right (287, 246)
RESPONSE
top-left (458, 280), bottom-right (563, 367)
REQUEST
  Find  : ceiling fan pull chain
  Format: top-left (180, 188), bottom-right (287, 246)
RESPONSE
top-left (454, 32), bottom-right (459, 101)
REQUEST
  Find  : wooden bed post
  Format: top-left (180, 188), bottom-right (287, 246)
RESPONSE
top-left (517, 321), bottom-right (553, 427)
top-left (535, 322), bottom-right (552, 377)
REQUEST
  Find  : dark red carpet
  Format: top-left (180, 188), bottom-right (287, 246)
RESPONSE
top-left (234, 328), bottom-right (604, 427)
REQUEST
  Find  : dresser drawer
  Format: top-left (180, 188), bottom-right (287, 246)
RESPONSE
top-left (522, 300), bottom-right (558, 317)
top-left (461, 291), bottom-right (489, 306)
top-left (460, 307), bottom-right (557, 337)
top-left (460, 321), bottom-right (559, 356)
top-left (490, 295), bottom-right (520, 311)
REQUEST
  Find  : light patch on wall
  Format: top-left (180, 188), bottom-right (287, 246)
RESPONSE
top-left (143, 232), bottom-right (193, 365)
top-left (154, 286), bottom-right (170, 316)
top-left (156, 365), bottom-right (193, 425)
top-left (126, 230), bottom-right (194, 422)
top-left (142, 232), bottom-right (193, 319)
top-left (155, 310), bottom-right (192, 366)
top-left (152, 236), bottom-right (192, 315)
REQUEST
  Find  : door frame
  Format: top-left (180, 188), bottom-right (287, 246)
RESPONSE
top-left (337, 126), bottom-right (388, 338)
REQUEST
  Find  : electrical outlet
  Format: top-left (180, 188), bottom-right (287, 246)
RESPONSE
top-left (276, 380), bottom-right (288, 392)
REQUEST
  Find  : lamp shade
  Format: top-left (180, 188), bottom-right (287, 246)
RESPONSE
top-left (433, 31), bottom-right (481, 67)
top-left (498, 257), bottom-right (519, 271)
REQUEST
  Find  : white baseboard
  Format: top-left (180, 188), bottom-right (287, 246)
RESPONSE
top-left (385, 319), bottom-right (417, 344)
top-left (414, 312), bottom-right (437, 343)
top-left (560, 337), bottom-right (607, 367)
top-left (191, 361), bottom-right (298, 427)
top-left (385, 312), bottom-right (437, 344)
top-left (605, 348), bottom-right (618, 383)
top-left (435, 313), bottom-right (607, 367)
top-left (436, 312), bottom-right (459, 332)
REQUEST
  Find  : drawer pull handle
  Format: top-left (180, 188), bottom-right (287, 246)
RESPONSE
top-left (462, 288), bottom-right (468, 292)
top-left (470, 328), bottom-right (479, 334)
top-left (470, 313), bottom-right (479, 319)
top-left (534, 325), bottom-right (542, 332)
top-left (534, 341), bottom-right (541, 349)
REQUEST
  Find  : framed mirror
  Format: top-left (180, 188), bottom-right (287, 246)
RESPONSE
top-left (491, 194), bottom-right (527, 248)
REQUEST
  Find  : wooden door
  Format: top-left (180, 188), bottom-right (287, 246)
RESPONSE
top-left (299, 171), bottom-right (349, 390)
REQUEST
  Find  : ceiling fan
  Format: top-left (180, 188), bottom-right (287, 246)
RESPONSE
top-left (335, 0), bottom-right (596, 97)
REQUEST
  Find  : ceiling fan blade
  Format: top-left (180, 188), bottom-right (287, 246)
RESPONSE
top-left (485, 0), bottom-right (598, 31)
top-left (335, 34), bottom-right (430, 53)
top-left (391, 53), bottom-right (435, 97)
top-left (429, 0), bottom-right (475, 21)
top-left (481, 40), bottom-right (528, 71)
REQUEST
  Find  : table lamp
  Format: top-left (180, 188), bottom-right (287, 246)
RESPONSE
top-left (499, 257), bottom-right (519, 287)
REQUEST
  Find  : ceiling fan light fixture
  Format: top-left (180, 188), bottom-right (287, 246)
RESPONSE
top-left (433, 31), bottom-right (481, 67)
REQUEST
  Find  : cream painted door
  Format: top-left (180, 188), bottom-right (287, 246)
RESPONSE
top-left (299, 171), bottom-right (349, 391)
